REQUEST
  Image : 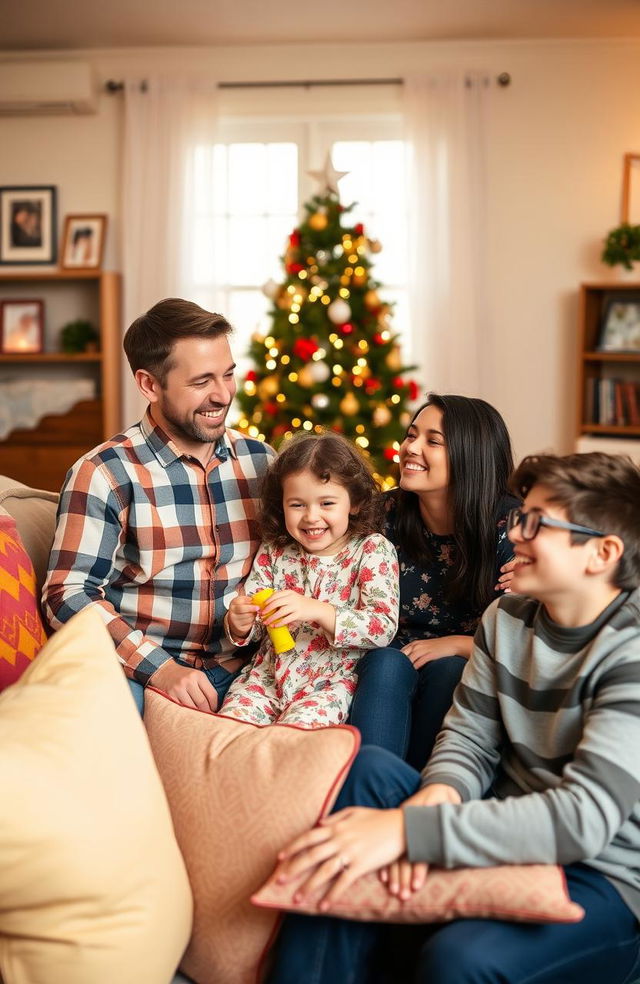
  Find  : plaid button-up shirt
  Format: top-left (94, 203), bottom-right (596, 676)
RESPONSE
top-left (43, 411), bottom-right (275, 683)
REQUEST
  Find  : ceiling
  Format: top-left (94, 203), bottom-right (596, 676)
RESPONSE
top-left (3, 0), bottom-right (640, 51)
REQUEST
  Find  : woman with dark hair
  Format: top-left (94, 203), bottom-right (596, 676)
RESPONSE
top-left (349, 393), bottom-right (518, 767)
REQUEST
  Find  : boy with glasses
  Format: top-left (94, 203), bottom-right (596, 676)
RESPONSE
top-left (268, 451), bottom-right (640, 984)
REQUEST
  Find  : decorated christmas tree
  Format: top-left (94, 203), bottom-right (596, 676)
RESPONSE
top-left (234, 155), bottom-right (420, 488)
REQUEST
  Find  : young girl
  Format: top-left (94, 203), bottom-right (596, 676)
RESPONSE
top-left (220, 432), bottom-right (399, 728)
top-left (349, 393), bottom-right (518, 767)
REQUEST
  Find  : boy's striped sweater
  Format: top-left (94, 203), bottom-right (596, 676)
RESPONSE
top-left (405, 589), bottom-right (640, 918)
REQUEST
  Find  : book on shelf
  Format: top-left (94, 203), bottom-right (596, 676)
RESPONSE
top-left (623, 381), bottom-right (640, 427)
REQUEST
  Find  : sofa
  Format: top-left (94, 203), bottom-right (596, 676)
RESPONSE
top-left (0, 473), bottom-right (359, 984)
top-left (0, 474), bottom-right (195, 984)
top-left (2, 474), bottom-right (614, 984)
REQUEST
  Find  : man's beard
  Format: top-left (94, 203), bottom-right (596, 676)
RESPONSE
top-left (162, 402), bottom-right (229, 444)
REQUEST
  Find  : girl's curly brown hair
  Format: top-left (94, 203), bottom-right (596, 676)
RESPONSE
top-left (259, 432), bottom-right (385, 548)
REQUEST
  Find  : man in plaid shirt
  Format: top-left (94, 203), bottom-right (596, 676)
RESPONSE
top-left (43, 298), bottom-right (275, 713)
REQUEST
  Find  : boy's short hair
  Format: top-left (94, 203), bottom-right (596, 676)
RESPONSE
top-left (509, 452), bottom-right (640, 590)
top-left (123, 298), bottom-right (232, 385)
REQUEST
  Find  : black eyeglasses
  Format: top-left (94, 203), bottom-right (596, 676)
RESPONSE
top-left (507, 508), bottom-right (606, 542)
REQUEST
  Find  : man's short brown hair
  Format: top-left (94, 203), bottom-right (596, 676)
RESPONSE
top-left (123, 298), bottom-right (232, 385)
top-left (509, 452), bottom-right (640, 590)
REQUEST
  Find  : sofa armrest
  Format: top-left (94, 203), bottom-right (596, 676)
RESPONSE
top-left (0, 475), bottom-right (59, 598)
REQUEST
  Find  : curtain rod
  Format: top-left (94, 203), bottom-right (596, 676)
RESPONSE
top-left (105, 73), bottom-right (511, 93)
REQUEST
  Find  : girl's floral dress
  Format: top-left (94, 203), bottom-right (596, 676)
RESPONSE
top-left (220, 533), bottom-right (399, 727)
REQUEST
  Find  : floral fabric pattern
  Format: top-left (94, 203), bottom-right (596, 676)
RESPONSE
top-left (221, 533), bottom-right (399, 727)
top-left (383, 491), bottom-right (516, 649)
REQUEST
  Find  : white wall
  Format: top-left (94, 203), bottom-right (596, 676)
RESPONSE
top-left (1, 38), bottom-right (640, 461)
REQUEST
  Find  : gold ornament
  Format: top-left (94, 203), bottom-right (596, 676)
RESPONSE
top-left (386, 347), bottom-right (402, 371)
top-left (368, 239), bottom-right (382, 253)
top-left (309, 211), bottom-right (329, 231)
top-left (297, 365), bottom-right (314, 388)
top-left (364, 289), bottom-right (380, 310)
top-left (257, 376), bottom-right (280, 400)
top-left (339, 392), bottom-right (360, 416)
top-left (372, 405), bottom-right (392, 427)
top-left (400, 411), bottom-right (411, 428)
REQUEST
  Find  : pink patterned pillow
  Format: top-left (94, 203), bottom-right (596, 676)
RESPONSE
top-left (252, 863), bottom-right (585, 924)
top-left (143, 690), bottom-right (360, 984)
top-left (0, 514), bottom-right (47, 692)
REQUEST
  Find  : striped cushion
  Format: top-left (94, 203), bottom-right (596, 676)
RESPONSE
top-left (0, 513), bottom-right (46, 692)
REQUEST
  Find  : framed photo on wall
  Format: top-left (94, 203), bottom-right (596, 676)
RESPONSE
top-left (598, 294), bottom-right (640, 352)
top-left (0, 299), bottom-right (45, 353)
top-left (61, 214), bottom-right (107, 270)
top-left (0, 186), bottom-right (57, 265)
top-left (621, 153), bottom-right (640, 225)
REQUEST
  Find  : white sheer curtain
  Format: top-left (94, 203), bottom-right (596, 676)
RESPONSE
top-left (404, 71), bottom-right (490, 398)
top-left (121, 76), bottom-right (219, 425)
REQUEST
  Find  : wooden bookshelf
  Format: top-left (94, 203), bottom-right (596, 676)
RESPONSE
top-left (576, 282), bottom-right (640, 451)
top-left (0, 270), bottom-right (121, 490)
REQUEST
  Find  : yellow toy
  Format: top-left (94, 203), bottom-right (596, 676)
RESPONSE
top-left (251, 588), bottom-right (295, 655)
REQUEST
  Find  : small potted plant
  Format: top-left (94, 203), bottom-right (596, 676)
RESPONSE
top-left (601, 223), bottom-right (640, 272)
top-left (60, 319), bottom-right (99, 354)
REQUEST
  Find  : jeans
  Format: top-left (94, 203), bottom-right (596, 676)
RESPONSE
top-left (127, 658), bottom-right (241, 717)
top-left (267, 747), bottom-right (640, 984)
top-left (349, 646), bottom-right (467, 768)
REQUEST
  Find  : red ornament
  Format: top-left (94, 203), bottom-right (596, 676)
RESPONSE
top-left (246, 370), bottom-right (258, 382)
top-left (340, 322), bottom-right (354, 335)
top-left (392, 376), bottom-right (405, 389)
top-left (272, 424), bottom-right (288, 437)
top-left (408, 380), bottom-right (421, 401)
top-left (353, 222), bottom-right (364, 235)
top-left (372, 333), bottom-right (385, 345)
top-left (292, 338), bottom-right (319, 361)
top-left (383, 448), bottom-right (397, 461)
top-left (264, 402), bottom-right (279, 415)
top-left (289, 230), bottom-right (301, 246)
top-left (286, 262), bottom-right (304, 274)
top-left (364, 377), bottom-right (382, 394)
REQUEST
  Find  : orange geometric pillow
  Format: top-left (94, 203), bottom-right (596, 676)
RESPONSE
top-left (252, 862), bottom-right (585, 924)
top-left (0, 514), bottom-right (46, 692)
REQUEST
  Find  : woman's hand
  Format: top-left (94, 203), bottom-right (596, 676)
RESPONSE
top-left (273, 806), bottom-right (406, 909)
top-left (261, 590), bottom-right (336, 635)
top-left (379, 783), bottom-right (462, 898)
top-left (227, 594), bottom-right (259, 640)
top-left (400, 634), bottom-right (473, 669)
top-left (495, 558), bottom-right (517, 593)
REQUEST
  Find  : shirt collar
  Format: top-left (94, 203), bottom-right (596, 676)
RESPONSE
top-left (141, 408), bottom-right (237, 468)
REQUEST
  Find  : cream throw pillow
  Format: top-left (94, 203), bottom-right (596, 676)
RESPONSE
top-left (0, 608), bottom-right (193, 984)
top-left (144, 690), bottom-right (360, 984)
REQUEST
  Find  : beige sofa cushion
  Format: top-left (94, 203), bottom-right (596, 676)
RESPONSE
top-left (144, 690), bottom-right (359, 984)
top-left (0, 475), bottom-right (58, 597)
top-left (0, 608), bottom-right (193, 984)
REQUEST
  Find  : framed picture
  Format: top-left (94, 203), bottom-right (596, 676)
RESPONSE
top-left (598, 294), bottom-right (640, 352)
top-left (621, 153), bottom-right (640, 225)
top-left (0, 299), bottom-right (44, 353)
top-left (61, 214), bottom-right (107, 270)
top-left (0, 186), bottom-right (57, 265)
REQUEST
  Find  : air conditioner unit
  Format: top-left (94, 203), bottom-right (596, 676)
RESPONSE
top-left (0, 60), bottom-right (97, 115)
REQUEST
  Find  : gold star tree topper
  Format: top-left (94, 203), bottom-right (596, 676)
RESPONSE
top-left (307, 152), bottom-right (349, 195)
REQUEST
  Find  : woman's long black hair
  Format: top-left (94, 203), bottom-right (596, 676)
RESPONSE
top-left (393, 393), bottom-right (514, 611)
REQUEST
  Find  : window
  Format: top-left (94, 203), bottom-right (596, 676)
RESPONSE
top-left (188, 112), bottom-right (409, 376)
